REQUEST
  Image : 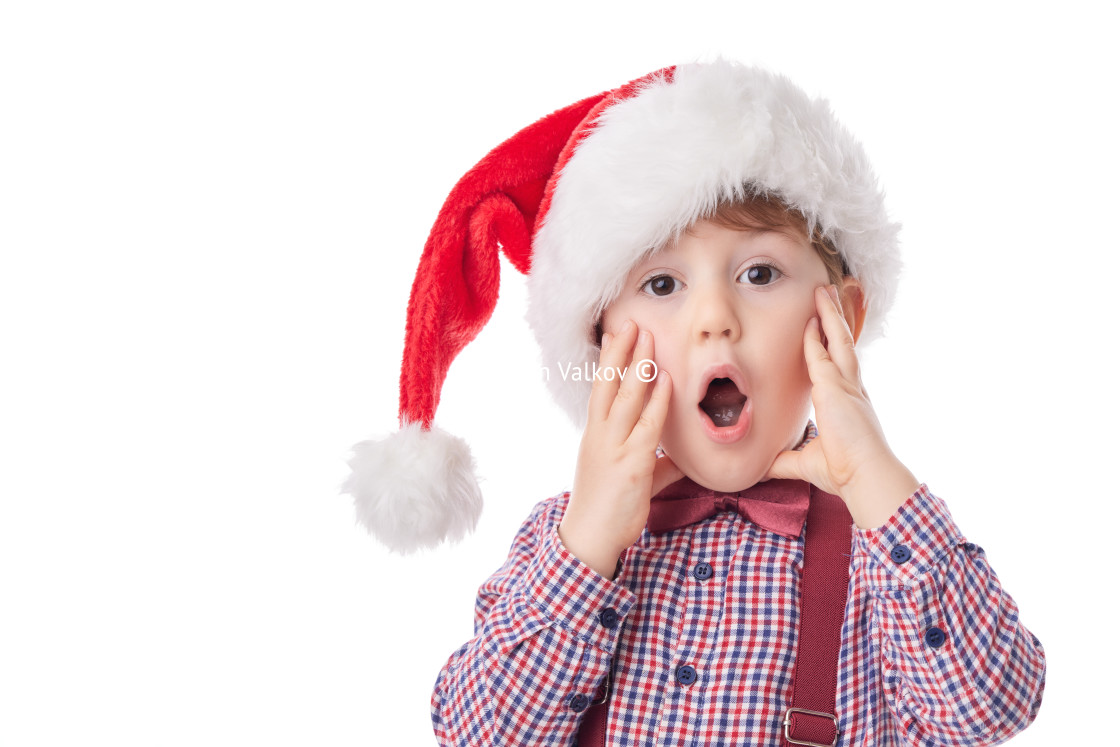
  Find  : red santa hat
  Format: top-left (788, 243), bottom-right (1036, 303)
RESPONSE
top-left (343, 60), bottom-right (901, 553)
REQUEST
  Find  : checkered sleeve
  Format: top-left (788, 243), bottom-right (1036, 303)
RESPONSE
top-left (431, 492), bottom-right (637, 746)
top-left (852, 484), bottom-right (1046, 746)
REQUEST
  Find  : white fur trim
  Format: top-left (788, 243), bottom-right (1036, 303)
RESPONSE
top-left (527, 60), bottom-right (901, 427)
top-left (342, 421), bottom-right (482, 553)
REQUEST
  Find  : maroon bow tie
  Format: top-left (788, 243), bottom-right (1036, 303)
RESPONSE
top-left (647, 477), bottom-right (812, 539)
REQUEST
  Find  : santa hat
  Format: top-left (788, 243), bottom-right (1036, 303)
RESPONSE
top-left (343, 60), bottom-right (901, 553)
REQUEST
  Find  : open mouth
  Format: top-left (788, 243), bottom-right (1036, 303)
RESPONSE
top-left (699, 378), bottom-right (748, 427)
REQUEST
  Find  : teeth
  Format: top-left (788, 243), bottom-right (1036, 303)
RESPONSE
top-left (700, 378), bottom-right (746, 428)
top-left (713, 407), bottom-right (736, 426)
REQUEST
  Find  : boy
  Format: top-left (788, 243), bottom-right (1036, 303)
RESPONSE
top-left (344, 61), bottom-right (1046, 745)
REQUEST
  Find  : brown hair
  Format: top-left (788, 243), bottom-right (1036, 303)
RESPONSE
top-left (707, 193), bottom-right (848, 286)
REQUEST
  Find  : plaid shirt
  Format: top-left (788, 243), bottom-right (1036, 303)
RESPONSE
top-left (432, 434), bottom-right (1046, 745)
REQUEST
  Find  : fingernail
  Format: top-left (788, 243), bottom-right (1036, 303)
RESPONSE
top-left (602, 332), bottom-right (613, 349)
top-left (829, 285), bottom-right (841, 303)
top-left (638, 329), bottom-right (650, 344)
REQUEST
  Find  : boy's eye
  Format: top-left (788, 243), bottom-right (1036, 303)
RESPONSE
top-left (641, 275), bottom-right (682, 296)
top-left (739, 264), bottom-right (782, 286)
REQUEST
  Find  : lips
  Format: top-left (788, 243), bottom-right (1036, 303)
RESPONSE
top-left (695, 364), bottom-right (751, 444)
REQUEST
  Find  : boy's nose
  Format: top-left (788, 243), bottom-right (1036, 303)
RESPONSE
top-left (691, 287), bottom-right (742, 342)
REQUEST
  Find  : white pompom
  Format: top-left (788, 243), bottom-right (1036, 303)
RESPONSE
top-left (342, 421), bottom-right (482, 553)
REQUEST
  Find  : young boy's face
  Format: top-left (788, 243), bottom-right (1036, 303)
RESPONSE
top-left (602, 218), bottom-right (858, 493)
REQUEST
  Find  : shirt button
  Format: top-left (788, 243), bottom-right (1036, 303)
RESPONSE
top-left (569, 694), bottom-right (590, 712)
top-left (889, 544), bottom-right (912, 564)
top-left (924, 626), bottom-right (947, 648)
top-left (692, 561), bottom-right (713, 580)
top-left (675, 665), bottom-right (698, 686)
top-left (598, 607), bottom-right (619, 629)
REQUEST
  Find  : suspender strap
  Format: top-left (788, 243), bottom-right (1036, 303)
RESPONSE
top-left (575, 688), bottom-right (608, 747)
top-left (576, 486), bottom-right (852, 747)
top-left (781, 487), bottom-right (852, 747)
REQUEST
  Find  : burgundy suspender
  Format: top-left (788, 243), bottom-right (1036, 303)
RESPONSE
top-left (781, 487), bottom-right (851, 747)
top-left (576, 686), bottom-right (609, 747)
top-left (576, 486), bottom-right (852, 747)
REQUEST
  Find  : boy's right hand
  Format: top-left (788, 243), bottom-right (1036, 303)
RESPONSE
top-left (558, 320), bottom-right (683, 578)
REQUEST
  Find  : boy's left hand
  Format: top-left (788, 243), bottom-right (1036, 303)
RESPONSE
top-left (765, 284), bottom-right (920, 529)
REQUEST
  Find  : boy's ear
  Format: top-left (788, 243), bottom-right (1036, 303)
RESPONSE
top-left (840, 277), bottom-right (868, 344)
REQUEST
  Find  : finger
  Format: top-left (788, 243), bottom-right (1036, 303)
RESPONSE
top-left (584, 331), bottom-right (612, 423)
top-left (626, 368), bottom-right (673, 450)
top-left (816, 285), bottom-right (860, 382)
top-left (803, 315), bottom-right (840, 384)
top-left (606, 328), bottom-right (657, 439)
top-left (651, 451), bottom-right (685, 496)
top-left (587, 320), bottom-right (638, 424)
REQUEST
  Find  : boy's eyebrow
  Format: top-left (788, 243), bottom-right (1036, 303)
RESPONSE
top-left (714, 228), bottom-right (807, 256)
top-left (739, 225), bottom-right (803, 241)
top-left (636, 225), bottom-right (808, 275)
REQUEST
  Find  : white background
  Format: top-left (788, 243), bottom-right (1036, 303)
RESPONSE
top-left (2, 1), bottom-right (1116, 744)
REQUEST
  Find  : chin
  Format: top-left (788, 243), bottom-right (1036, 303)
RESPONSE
top-left (677, 455), bottom-right (768, 493)
top-left (662, 406), bottom-right (809, 493)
